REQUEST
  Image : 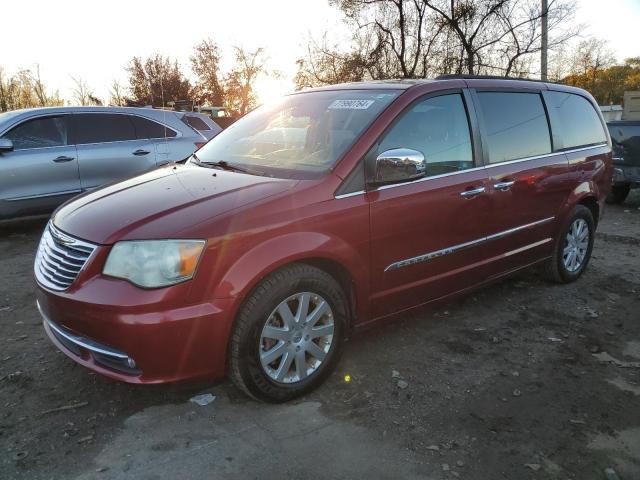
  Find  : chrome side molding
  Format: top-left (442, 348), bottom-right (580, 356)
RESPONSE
top-left (384, 216), bottom-right (555, 272)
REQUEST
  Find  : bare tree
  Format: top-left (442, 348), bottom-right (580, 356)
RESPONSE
top-left (108, 80), bottom-right (126, 106)
top-left (422, 0), bottom-right (576, 75)
top-left (31, 65), bottom-right (52, 106)
top-left (569, 37), bottom-right (615, 76)
top-left (560, 37), bottom-right (620, 103)
top-left (296, 0), bottom-right (578, 87)
top-left (71, 76), bottom-right (101, 106)
top-left (295, 34), bottom-right (375, 89)
top-left (496, 0), bottom-right (576, 76)
top-left (297, 0), bottom-right (451, 87)
top-left (0, 65), bottom-right (63, 111)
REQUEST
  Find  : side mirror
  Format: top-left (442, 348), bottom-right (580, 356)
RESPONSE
top-left (373, 148), bottom-right (426, 185)
top-left (0, 138), bottom-right (14, 153)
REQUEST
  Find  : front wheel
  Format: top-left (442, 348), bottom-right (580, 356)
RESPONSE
top-left (542, 205), bottom-right (595, 283)
top-left (228, 264), bottom-right (347, 402)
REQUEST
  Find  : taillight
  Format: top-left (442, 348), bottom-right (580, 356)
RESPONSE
top-left (194, 142), bottom-right (206, 150)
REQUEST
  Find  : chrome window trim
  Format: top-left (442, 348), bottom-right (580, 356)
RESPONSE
top-left (334, 190), bottom-right (366, 200)
top-left (1, 111), bottom-right (182, 151)
top-left (333, 143), bottom-right (608, 199)
top-left (384, 216), bottom-right (555, 272)
top-left (37, 300), bottom-right (130, 360)
top-left (71, 111), bottom-right (182, 144)
top-left (0, 113), bottom-right (73, 151)
top-left (0, 143), bottom-right (75, 153)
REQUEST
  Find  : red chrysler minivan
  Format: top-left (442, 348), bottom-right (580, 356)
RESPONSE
top-left (35, 77), bottom-right (612, 402)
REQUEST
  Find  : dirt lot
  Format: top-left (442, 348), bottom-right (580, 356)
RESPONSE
top-left (1, 193), bottom-right (639, 480)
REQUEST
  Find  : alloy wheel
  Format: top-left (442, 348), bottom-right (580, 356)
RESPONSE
top-left (563, 218), bottom-right (589, 273)
top-left (259, 292), bottom-right (335, 384)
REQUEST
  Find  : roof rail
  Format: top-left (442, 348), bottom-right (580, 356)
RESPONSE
top-left (436, 74), bottom-right (556, 84)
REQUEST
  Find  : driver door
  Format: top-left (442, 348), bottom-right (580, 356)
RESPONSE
top-left (367, 92), bottom-right (493, 318)
top-left (0, 115), bottom-right (80, 218)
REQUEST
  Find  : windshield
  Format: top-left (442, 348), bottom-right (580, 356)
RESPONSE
top-left (193, 89), bottom-right (401, 178)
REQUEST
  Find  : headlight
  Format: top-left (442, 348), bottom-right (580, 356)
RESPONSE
top-left (103, 240), bottom-right (205, 288)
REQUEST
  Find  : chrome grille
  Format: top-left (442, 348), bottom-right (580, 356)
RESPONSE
top-left (34, 223), bottom-right (97, 291)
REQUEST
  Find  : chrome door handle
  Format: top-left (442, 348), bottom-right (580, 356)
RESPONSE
top-left (133, 149), bottom-right (151, 156)
top-left (460, 187), bottom-right (485, 198)
top-left (493, 180), bottom-right (515, 191)
top-left (53, 156), bottom-right (74, 163)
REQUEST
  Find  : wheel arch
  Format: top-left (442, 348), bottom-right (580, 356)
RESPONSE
top-left (562, 181), bottom-right (602, 229)
top-left (213, 231), bottom-right (369, 330)
top-left (297, 257), bottom-right (358, 332)
top-left (578, 195), bottom-right (599, 226)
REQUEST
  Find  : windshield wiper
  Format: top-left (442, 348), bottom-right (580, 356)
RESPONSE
top-left (200, 159), bottom-right (267, 176)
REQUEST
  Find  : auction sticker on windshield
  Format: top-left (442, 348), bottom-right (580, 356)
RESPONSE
top-left (328, 99), bottom-right (375, 110)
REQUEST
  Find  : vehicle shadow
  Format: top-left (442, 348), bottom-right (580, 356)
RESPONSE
top-left (0, 215), bottom-right (49, 238)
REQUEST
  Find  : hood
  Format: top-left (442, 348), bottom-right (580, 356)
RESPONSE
top-left (53, 163), bottom-right (298, 244)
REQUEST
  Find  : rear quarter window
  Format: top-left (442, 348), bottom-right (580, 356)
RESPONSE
top-left (130, 115), bottom-right (177, 139)
top-left (182, 115), bottom-right (211, 131)
top-left (545, 92), bottom-right (607, 149)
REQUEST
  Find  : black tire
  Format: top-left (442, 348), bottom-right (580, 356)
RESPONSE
top-left (542, 205), bottom-right (595, 283)
top-left (228, 263), bottom-right (347, 402)
top-left (605, 184), bottom-right (630, 205)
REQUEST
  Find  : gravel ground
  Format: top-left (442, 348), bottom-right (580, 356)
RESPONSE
top-left (1, 192), bottom-right (639, 480)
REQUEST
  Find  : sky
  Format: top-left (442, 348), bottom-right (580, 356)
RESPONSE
top-left (0, 0), bottom-right (638, 105)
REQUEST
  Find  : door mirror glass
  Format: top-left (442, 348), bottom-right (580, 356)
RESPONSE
top-left (374, 148), bottom-right (426, 184)
top-left (0, 138), bottom-right (14, 153)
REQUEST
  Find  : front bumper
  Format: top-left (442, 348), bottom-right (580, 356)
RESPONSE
top-left (36, 283), bottom-right (236, 384)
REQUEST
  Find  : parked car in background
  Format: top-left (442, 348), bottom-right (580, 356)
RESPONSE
top-left (0, 106), bottom-right (218, 219)
top-left (607, 120), bottom-right (640, 204)
top-left (34, 77), bottom-right (611, 402)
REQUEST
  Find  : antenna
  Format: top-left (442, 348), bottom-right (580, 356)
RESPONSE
top-left (159, 61), bottom-right (168, 153)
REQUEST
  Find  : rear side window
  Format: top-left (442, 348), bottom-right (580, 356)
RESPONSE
top-left (71, 114), bottom-right (136, 144)
top-left (130, 115), bottom-right (177, 139)
top-left (182, 115), bottom-right (211, 131)
top-left (546, 92), bottom-right (607, 149)
top-left (477, 92), bottom-right (551, 163)
top-left (378, 94), bottom-right (474, 175)
top-left (4, 116), bottom-right (68, 150)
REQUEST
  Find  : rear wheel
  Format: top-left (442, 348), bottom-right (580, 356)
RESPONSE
top-left (542, 205), bottom-right (595, 283)
top-left (605, 184), bottom-right (630, 204)
top-left (228, 263), bottom-right (347, 402)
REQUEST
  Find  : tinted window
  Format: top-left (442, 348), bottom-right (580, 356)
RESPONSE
top-left (609, 123), bottom-right (640, 163)
top-left (4, 116), bottom-right (68, 150)
top-left (130, 115), bottom-right (177, 139)
top-left (182, 115), bottom-right (210, 131)
top-left (378, 94), bottom-right (473, 175)
top-left (546, 92), bottom-right (607, 149)
top-left (477, 92), bottom-right (551, 163)
top-left (72, 114), bottom-right (136, 144)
